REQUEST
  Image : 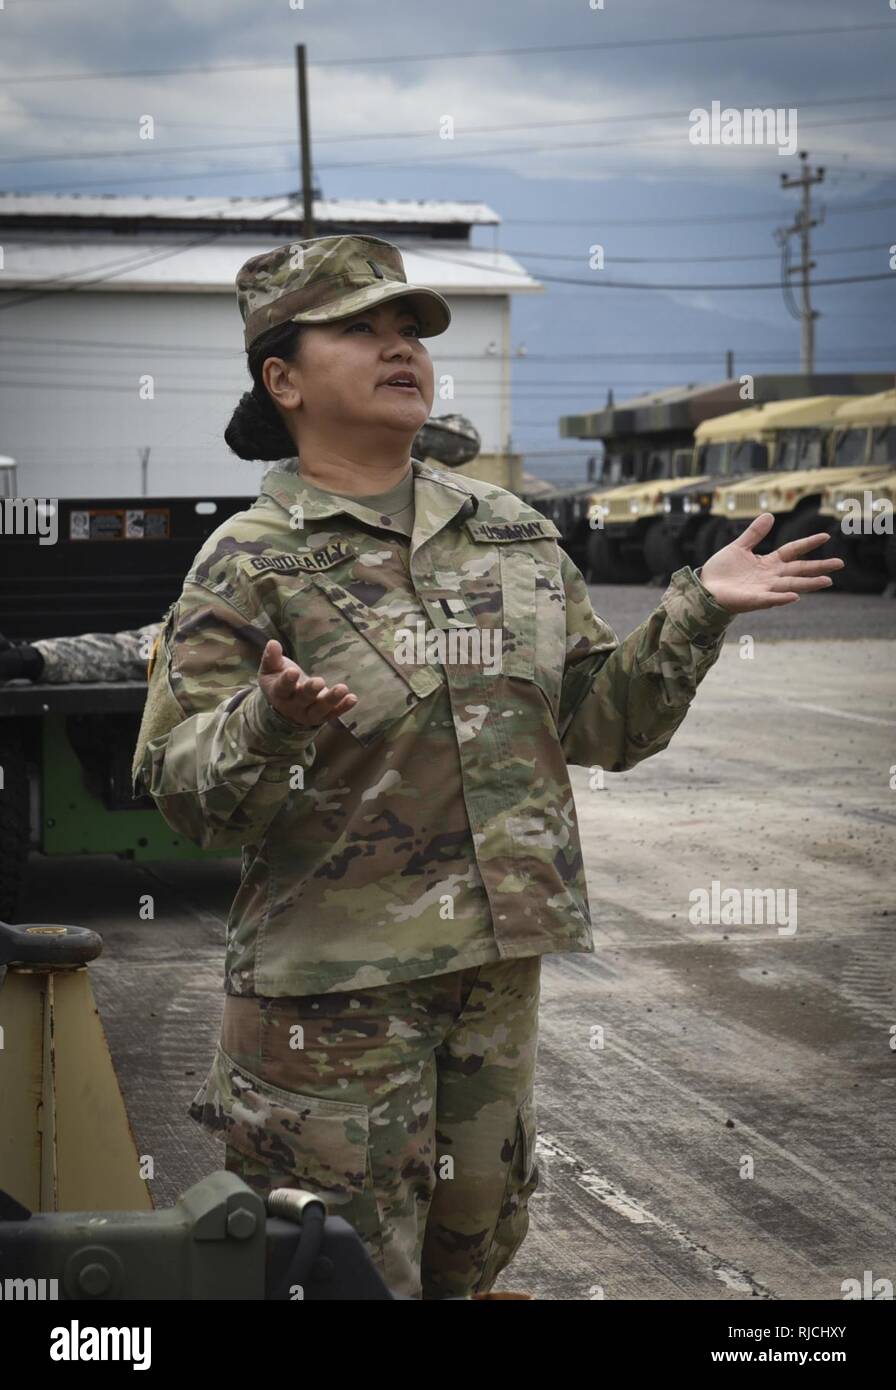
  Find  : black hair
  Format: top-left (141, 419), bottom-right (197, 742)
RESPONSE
top-left (224, 321), bottom-right (304, 462)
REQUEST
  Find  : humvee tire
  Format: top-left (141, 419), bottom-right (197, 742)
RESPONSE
top-left (586, 529), bottom-right (646, 584)
top-left (885, 534), bottom-right (896, 583)
top-left (643, 519), bottom-right (678, 582)
top-left (777, 509), bottom-right (885, 594)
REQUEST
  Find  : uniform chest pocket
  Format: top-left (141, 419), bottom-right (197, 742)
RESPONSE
top-left (497, 546), bottom-right (567, 721)
top-left (283, 573), bottom-right (445, 747)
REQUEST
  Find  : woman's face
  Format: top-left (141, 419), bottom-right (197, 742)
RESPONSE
top-left (267, 297), bottom-right (435, 446)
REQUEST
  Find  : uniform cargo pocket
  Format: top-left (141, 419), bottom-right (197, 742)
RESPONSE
top-left (477, 1096), bottom-right (540, 1290)
top-left (188, 1042), bottom-right (370, 1198)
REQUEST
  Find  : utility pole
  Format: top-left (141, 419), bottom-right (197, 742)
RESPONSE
top-left (778, 150), bottom-right (825, 376)
top-left (295, 44), bottom-right (315, 237)
top-left (725, 349), bottom-right (734, 380)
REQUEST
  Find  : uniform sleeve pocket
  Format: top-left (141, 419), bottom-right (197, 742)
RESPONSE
top-left (187, 1043), bottom-right (370, 1197)
top-left (499, 547), bottom-right (566, 721)
top-left (498, 548), bottom-right (537, 679)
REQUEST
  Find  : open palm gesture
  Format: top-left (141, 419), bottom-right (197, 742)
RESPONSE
top-left (699, 513), bottom-right (844, 614)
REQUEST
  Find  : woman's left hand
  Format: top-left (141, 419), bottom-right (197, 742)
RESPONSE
top-left (699, 512), bottom-right (845, 614)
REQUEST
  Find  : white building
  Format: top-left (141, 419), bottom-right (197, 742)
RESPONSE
top-left (0, 193), bottom-right (541, 498)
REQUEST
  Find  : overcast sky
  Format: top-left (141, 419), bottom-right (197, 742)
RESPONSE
top-left (2, 0), bottom-right (894, 472)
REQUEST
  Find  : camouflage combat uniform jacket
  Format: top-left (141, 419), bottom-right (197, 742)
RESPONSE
top-left (132, 457), bottom-right (734, 996)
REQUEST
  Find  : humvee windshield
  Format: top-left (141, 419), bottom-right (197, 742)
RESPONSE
top-left (870, 425), bottom-right (896, 466)
top-left (777, 428), bottom-right (827, 471)
top-left (604, 452), bottom-right (637, 484)
top-left (728, 440), bottom-right (769, 474)
top-left (671, 450), bottom-right (698, 478)
top-left (832, 428), bottom-right (868, 468)
top-left (696, 442), bottom-right (726, 475)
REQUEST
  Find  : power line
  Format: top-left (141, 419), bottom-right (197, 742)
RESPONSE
top-left (410, 242), bottom-right (895, 292)
top-left (3, 333), bottom-right (895, 365)
top-left (29, 91), bottom-right (896, 141)
top-left (12, 110), bottom-right (896, 191)
top-left (7, 92), bottom-right (896, 166)
top-left (2, 22), bottom-right (891, 83)
top-left (500, 197), bottom-right (896, 226)
top-left (7, 227), bottom-right (890, 268)
top-left (0, 378), bottom-right (686, 396)
top-left (492, 242), bottom-right (889, 266)
top-left (310, 111), bottom-right (896, 173)
top-left (3, 216), bottom-right (892, 309)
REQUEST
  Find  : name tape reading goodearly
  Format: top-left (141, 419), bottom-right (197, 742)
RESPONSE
top-left (465, 518), bottom-right (560, 543)
top-left (242, 540), bottom-right (357, 577)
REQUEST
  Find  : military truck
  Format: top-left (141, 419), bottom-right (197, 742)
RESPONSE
top-left (526, 455), bottom-right (641, 574)
top-left (659, 398), bottom-right (853, 574)
top-left (707, 395), bottom-right (876, 560)
top-left (583, 447), bottom-right (708, 582)
top-left (818, 469), bottom-right (896, 592)
top-left (814, 395), bottom-right (896, 591)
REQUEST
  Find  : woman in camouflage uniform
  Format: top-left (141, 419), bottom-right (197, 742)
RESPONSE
top-left (133, 233), bottom-right (843, 1299)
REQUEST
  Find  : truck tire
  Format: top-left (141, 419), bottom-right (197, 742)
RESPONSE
top-left (824, 529), bottom-right (886, 594)
top-left (0, 733), bottom-right (30, 922)
top-left (777, 509), bottom-right (884, 593)
top-left (643, 519), bottom-right (678, 581)
top-left (586, 527), bottom-right (614, 582)
top-left (886, 534), bottom-right (896, 583)
top-left (586, 528), bottom-right (646, 584)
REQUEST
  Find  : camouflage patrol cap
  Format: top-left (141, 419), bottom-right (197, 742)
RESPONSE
top-left (236, 234), bottom-right (452, 351)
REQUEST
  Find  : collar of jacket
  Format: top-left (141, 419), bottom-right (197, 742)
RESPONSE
top-left (259, 455), bottom-right (476, 533)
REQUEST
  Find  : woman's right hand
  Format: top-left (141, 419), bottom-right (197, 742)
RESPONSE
top-left (257, 639), bottom-right (358, 728)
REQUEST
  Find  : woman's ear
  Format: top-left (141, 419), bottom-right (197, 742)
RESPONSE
top-left (264, 356), bottom-right (302, 412)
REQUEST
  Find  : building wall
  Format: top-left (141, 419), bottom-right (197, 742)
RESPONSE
top-left (2, 289), bottom-right (509, 499)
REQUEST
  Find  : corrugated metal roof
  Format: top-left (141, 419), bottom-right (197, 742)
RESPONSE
top-left (0, 236), bottom-right (540, 294)
top-left (0, 192), bottom-right (500, 225)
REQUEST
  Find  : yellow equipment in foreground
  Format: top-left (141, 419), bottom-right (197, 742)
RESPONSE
top-left (0, 920), bottom-right (153, 1212)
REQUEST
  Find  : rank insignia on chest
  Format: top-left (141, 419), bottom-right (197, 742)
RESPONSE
top-left (240, 540), bottom-right (357, 577)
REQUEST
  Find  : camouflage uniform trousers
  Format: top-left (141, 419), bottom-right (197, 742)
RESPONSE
top-left (209, 955), bottom-right (540, 1300)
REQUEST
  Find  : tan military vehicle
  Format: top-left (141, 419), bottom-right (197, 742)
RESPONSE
top-left (590, 398), bottom-right (829, 581)
top-left (584, 445), bottom-right (708, 582)
top-left (658, 403), bottom-right (792, 572)
top-left (819, 469), bottom-right (896, 590)
top-left (816, 393), bottom-right (896, 590)
top-left (708, 396), bottom-right (889, 569)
